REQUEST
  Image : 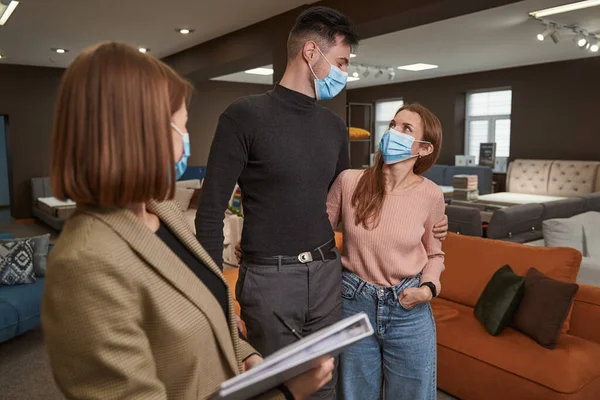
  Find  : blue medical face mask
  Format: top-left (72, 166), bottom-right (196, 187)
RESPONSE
top-left (380, 128), bottom-right (431, 165)
top-left (171, 123), bottom-right (190, 180)
top-left (308, 46), bottom-right (348, 101)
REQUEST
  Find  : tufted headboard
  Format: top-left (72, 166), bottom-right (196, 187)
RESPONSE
top-left (506, 160), bottom-right (553, 194)
top-left (507, 160), bottom-right (600, 196)
top-left (547, 160), bottom-right (600, 197)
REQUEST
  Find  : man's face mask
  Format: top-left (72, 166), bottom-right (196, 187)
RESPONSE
top-left (307, 46), bottom-right (348, 101)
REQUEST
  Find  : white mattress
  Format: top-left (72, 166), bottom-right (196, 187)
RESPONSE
top-left (477, 192), bottom-right (567, 206)
top-left (38, 197), bottom-right (76, 208)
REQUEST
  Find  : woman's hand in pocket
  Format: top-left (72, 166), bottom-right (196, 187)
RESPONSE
top-left (399, 286), bottom-right (433, 309)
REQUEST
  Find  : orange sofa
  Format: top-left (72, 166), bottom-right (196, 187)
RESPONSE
top-left (223, 233), bottom-right (600, 399)
top-left (435, 233), bottom-right (600, 400)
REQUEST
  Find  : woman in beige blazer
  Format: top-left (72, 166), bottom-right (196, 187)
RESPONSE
top-left (42, 42), bottom-right (333, 400)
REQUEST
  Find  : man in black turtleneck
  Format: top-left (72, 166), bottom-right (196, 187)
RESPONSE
top-left (196, 8), bottom-right (356, 399)
top-left (196, 7), bottom-right (444, 399)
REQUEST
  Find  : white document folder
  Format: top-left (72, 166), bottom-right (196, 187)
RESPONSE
top-left (211, 312), bottom-right (374, 400)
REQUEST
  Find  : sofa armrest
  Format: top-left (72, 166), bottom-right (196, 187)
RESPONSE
top-left (569, 284), bottom-right (600, 344)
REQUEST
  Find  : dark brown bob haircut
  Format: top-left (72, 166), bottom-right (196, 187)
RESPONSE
top-left (50, 41), bottom-right (192, 208)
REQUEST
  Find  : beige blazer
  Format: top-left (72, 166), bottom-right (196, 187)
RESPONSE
top-left (42, 200), bottom-right (283, 400)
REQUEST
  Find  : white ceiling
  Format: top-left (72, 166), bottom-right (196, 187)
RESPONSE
top-left (0, 0), bottom-right (317, 68)
top-left (212, 65), bottom-right (274, 85)
top-left (211, 0), bottom-right (600, 89)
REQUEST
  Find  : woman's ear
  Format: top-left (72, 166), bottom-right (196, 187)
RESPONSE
top-left (420, 143), bottom-right (434, 157)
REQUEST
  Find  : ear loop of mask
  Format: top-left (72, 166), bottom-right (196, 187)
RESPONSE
top-left (307, 43), bottom-right (330, 81)
top-left (415, 141), bottom-right (433, 159)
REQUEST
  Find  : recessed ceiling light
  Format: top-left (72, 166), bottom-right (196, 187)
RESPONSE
top-left (529, 0), bottom-right (600, 18)
top-left (350, 53), bottom-right (357, 58)
top-left (138, 47), bottom-right (149, 53)
top-left (245, 67), bottom-right (274, 76)
top-left (347, 76), bottom-right (360, 82)
top-left (397, 63), bottom-right (438, 71)
top-left (177, 28), bottom-right (195, 35)
top-left (0, 1), bottom-right (19, 26)
top-left (52, 48), bottom-right (68, 54)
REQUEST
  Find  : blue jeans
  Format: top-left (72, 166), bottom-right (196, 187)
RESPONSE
top-left (340, 269), bottom-right (437, 400)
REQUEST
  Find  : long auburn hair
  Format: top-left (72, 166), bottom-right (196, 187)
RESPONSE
top-left (351, 103), bottom-right (442, 230)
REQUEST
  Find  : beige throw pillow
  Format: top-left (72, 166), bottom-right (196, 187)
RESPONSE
top-left (174, 187), bottom-right (195, 212)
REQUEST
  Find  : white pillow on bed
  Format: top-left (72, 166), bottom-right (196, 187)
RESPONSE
top-left (543, 218), bottom-right (584, 254)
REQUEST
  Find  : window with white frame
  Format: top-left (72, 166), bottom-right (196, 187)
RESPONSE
top-left (375, 99), bottom-right (404, 151)
top-left (465, 89), bottom-right (512, 164)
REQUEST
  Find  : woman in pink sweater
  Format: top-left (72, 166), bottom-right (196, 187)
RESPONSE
top-left (327, 104), bottom-right (445, 400)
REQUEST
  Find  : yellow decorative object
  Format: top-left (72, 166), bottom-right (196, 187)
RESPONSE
top-left (349, 127), bottom-right (371, 140)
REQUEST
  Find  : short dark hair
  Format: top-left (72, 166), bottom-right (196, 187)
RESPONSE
top-left (288, 6), bottom-right (359, 59)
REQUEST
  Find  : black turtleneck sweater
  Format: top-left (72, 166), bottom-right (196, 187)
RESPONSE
top-left (196, 85), bottom-right (350, 267)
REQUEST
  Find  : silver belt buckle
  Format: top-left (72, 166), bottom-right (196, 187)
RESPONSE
top-left (298, 251), bottom-right (313, 263)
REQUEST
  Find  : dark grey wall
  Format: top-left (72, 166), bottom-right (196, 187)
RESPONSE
top-left (187, 80), bottom-right (272, 165)
top-left (0, 116), bottom-right (10, 206)
top-left (188, 80), bottom-right (347, 166)
top-left (0, 64), bottom-right (64, 219)
top-left (347, 56), bottom-right (600, 166)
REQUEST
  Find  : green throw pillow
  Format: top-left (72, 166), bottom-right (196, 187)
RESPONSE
top-left (474, 264), bottom-right (525, 336)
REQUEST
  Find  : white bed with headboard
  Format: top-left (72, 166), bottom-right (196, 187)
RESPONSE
top-left (477, 159), bottom-right (600, 206)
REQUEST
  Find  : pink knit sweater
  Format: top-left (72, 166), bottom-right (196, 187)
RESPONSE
top-left (327, 169), bottom-right (446, 294)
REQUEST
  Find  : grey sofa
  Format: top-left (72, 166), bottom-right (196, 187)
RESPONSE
top-left (583, 192), bottom-right (600, 212)
top-left (486, 193), bottom-right (600, 243)
top-left (445, 205), bottom-right (482, 237)
top-left (423, 165), bottom-right (493, 196)
top-left (31, 177), bottom-right (66, 231)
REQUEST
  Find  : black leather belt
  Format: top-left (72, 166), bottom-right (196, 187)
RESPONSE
top-left (242, 239), bottom-right (337, 266)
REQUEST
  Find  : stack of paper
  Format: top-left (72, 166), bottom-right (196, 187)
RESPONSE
top-left (452, 175), bottom-right (479, 201)
top-left (211, 312), bottom-right (374, 400)
top-left (452, 174), bottom-right (478, 190)
top-left (452, 189), bottom-right (479, 201)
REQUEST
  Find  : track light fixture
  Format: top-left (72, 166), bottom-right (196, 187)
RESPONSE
top-left (388, 69), bottom-right (396, 81)
top-left (532, 17), bottom-right (598, 53)
top-left (589, 36), bottom-right (599, 52)
top-left (537, 24), bottom-right (554, 41)
top-left (575, 32), bottom-right (587, 47)
top-left (350, 63), bottom-right (399, 82)
top-left (537, 24), bottom-right (561, 43)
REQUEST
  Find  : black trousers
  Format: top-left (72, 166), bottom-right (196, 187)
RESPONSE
top-left (236, 249), bottom-right (342, 400)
